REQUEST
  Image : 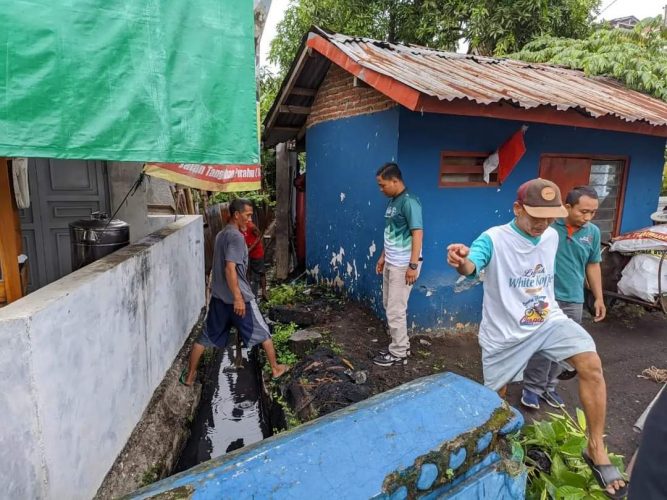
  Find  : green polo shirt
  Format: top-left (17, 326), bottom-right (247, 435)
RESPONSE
top-left (552, 219), bottom-right (602, 303)
top-left (383, 190), bottom-right (423, 266)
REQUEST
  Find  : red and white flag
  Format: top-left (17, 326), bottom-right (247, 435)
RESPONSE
top-left (483, 125), bottom-right (528, 183)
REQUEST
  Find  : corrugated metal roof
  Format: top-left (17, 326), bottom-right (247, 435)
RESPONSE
top-left (263, 28), bottom-right (667, 147)
top-left (324, 32), bottom-right (667, 128)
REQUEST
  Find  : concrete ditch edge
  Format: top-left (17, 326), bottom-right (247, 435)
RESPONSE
top-left (94, 311), bottom-right (206, 499)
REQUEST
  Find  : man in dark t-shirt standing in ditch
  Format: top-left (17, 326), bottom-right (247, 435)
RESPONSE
top-left (181, 198), bottom-right (288, 386)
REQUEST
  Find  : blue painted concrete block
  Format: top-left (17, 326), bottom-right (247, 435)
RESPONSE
top-left (475, 432), bottom-right (493, 453)
top-left (417, 464), bottom-right (439, 490)
top-left (128, 373), bottom-right (526, 499)
top-left (449, 448), bottom-right (467, 470)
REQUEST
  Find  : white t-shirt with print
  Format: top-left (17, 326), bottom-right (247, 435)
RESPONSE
top-left (478, 224), bottom-right (566, 351)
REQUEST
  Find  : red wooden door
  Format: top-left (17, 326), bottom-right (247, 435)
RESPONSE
top-left (538, 156), bottom-right (592, 202)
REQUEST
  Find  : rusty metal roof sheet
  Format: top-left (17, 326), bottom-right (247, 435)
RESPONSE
top-left (323, 32), bottom-right (667, 127)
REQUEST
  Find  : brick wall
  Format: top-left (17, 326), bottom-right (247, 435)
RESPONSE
top-left (306, 64), bottom-right (396, 128)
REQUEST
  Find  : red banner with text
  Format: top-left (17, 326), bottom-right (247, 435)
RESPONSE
top-left (143, 163), bottom-right (261, 192)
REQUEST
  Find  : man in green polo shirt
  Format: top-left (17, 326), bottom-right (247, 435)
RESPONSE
top-left (374, 162), bottom-right (423, 367)
top-left (521, 186), bottom-right (606, 410)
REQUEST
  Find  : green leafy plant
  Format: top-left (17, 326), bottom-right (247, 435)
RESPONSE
top-left (209, 190), bottom-right (274, 208)
top-left (273, 393), bottom-right (301, 430)
top-left (520, 409), bottom-right (625, 500)
top-left (266, 283), bottom-right (312, 308)
top-left (271, 322), bottom-right (300, 366)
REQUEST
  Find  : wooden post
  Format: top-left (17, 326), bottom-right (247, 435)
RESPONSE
top-left (0, 158), bottom-right (24, 303)
top-left (275, 143), bottom-right (290, 279)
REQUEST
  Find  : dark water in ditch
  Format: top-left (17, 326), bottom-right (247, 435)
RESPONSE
top-left (174, 345), bottom-right (271, 472)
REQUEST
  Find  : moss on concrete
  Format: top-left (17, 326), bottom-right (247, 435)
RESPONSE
top-left (381, 404), bottom-right (516, 499)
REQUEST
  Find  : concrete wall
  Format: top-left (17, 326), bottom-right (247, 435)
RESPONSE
top-left (108, 161), bottom-right (153, 243)
top-left (0, 216), bottom-right (205, 500)
top-left (305, 108), bottom-right (666, 329)
top-left (147, 214), bottom-right (182, 233)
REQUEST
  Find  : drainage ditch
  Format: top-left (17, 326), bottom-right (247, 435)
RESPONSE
top-left (174, 345), bottom-right (279, 472)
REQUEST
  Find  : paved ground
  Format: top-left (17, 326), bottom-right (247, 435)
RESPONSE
top-left (506, 303), bottom-right (667, 460)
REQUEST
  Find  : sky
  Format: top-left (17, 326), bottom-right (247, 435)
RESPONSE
top-left (259, 0), bottom-right (666, 68)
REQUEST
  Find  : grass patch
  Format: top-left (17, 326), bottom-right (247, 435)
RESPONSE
top-left (320, 330), bottom-right (343, 355)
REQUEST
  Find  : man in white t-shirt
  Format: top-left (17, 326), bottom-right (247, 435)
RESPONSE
top-left (447, 178), bottom-right (626, 498)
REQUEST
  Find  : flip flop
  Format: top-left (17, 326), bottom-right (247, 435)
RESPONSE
top-left (582, 451), bottom-right (628, 499)
top-left (179, 368), bottom-right (192, 387)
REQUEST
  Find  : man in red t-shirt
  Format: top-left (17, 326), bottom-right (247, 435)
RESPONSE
top-left (243, 220), bottom-right (267, 299)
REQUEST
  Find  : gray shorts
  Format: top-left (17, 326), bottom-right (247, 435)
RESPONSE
top-left (557, 300), bottom-right (583, 324)
top-left (482, 318), bottom-right (596, 391)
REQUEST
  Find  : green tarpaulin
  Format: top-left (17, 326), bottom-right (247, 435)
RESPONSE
top-left (0, 0), bottom-right (259, 165)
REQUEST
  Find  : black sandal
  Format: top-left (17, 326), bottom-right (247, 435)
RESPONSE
top-left (582, 451), bottom-right (628, 499)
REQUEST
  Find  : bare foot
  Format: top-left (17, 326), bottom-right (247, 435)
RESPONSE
top-left (272, 364), bottom-right (289, 379)
top-left (587, 444), bottom-right (626, 496)
top-left (184, 370), bottom-right (196, 387)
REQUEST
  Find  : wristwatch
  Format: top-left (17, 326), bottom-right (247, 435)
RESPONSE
top-left (408, 262), bottom-right (418, 270)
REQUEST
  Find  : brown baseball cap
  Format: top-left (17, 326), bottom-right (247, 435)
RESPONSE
top-left (516, 178), bottom-right (568, 218)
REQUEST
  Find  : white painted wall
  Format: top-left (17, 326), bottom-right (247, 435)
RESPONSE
top-left (108, 161), bottom-right (152, 243)
top-left (147, 214), bottom-right (181, 233)
top-left (0, 216), bottom-right (205, 500)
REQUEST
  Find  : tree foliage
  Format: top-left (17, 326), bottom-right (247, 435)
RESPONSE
top-left (466, 0), bottom-right (600, 56)
top-left (511, 17), bottom-right (667, 102)
top-left (259, 66), bottom-right (281, 121)
top-left (268, 0), bottom-right (599, 75)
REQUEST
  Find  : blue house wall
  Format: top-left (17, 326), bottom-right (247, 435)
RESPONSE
top-left (306, 108), bottom-right (399, 317)
top-left (306, 107), bottom-right (666, 329)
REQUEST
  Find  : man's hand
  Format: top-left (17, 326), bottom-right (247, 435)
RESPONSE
top-left (593, 298), bottom-right (606, 322)
top-left (447, 244), bottom-right (470, 268)
top-left (376, 255), bottom-right (385, 275)
top-left (233, 297), bottom-right (246, 317)
top-left (405, 267), bottom-right (418, 285)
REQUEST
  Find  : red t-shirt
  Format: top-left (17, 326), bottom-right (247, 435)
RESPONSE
top-left (243, 221), bottom-right (264, 259)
